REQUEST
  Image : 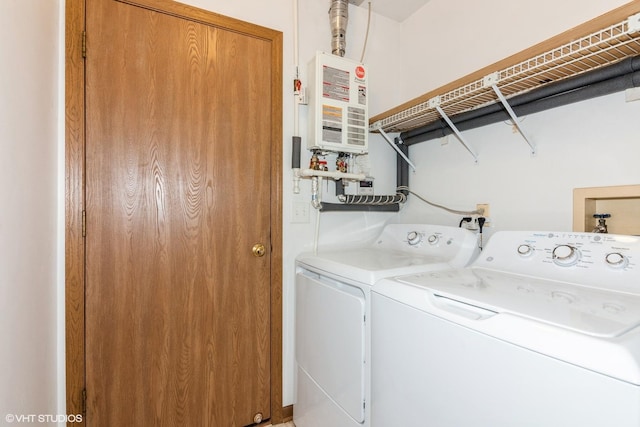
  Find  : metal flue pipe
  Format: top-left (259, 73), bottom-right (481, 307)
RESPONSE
top-left (329, 0), bottom-right (349, 57)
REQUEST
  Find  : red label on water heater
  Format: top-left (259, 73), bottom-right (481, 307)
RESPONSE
top-left (355, 66), bottom-right (365, 79)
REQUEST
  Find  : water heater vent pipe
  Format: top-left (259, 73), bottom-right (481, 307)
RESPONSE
top-left (330, 0), bottom-right (349, 57)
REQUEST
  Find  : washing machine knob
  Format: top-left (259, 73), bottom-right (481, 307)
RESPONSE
top-left (605, 252), bottom-right (629, 269)
top-left (407, 231), bottom-right (422, 246)
top-left (552, 245), bottom-right (580, 266)
top-left (427, 234), bottom-right (440, 245)
top-left (517, 244), bottom-right (534, 257)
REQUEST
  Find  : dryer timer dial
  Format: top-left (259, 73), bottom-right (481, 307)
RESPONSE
top-left (407, 231), bottom-right (423, 246)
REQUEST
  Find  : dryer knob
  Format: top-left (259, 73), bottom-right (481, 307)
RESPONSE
top-left (552, 245), bottom-right (580, 267)
top-left (427, 234), bottom-right (440, 245)
top-left (407, 231), bottom-right (422, 246)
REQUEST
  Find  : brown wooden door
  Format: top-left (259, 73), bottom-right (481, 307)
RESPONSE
top-left (84, 1), bottom-right (280, 425)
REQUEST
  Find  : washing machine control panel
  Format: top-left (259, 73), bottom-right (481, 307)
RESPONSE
top-left (475, 231), bottom-right (640, 295)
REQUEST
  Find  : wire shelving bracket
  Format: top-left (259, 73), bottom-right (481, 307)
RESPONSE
top-left (431, 97), bottom-right (479, 164)
top-left (375, 125), bottom-right (417, 171)
top-left (484, 73), bottom-right (537, 156)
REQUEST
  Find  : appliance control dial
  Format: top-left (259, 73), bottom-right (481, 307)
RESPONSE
top-left (552, 245), bottom-right (580, 267)
top-left (427, 234), bottom-right (440, 245)
top-left (517, 244), bottom-right (534, 257)
top-left (605, 252), bottom-right (629, 269)
top-left (407, 231), bottom-right (423, 246)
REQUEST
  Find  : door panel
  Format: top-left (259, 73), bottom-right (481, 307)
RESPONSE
top-left (85, 1), bottom-right (272, 425)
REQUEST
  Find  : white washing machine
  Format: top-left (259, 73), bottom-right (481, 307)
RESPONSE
top-left (294, 224), bottom-right (480, 427)
top-left (372, 231), bottom-right (640, 427)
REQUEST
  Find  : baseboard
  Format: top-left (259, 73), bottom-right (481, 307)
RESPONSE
top-left (282, 405), bottom-right (293, 422)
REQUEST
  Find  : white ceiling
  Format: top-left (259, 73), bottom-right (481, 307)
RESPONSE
top-left (351, 0), bottom-right (432, 22)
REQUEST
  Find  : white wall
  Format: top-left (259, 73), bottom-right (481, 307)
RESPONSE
top-left (398, 92), bottom-right (640, 233)
top-left (399, 0), bottom-right (631, 104)
top-left (395, 0), bottom-right (640, 231)
top-left (0, 0), bottom-right (62, 424)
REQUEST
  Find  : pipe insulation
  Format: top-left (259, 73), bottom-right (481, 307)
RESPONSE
top-left (320, 202), bottom-right (401, 212)
top-left (291, 136), bottom-right (301, 168)
top-left (292, 136), bottom-right (302, 193)
top-left (397, 141), bottom-right (410, 197)
top-left (401, 56), bottom-right (640, 146)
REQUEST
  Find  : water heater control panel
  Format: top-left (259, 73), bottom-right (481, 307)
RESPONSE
top-left (307, 52), bottom-right (368, 154)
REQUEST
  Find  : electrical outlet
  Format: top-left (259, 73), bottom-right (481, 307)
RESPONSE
top-left (476, 203), bottom-right (490, 218)
top-left (626, 87), bottom-right (640, 103)
top-left (292, 200), bottom-right (310, 223)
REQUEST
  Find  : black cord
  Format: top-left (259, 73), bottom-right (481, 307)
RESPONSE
top-left (477, 217), bottom-right (486, 249)
top-left (459, 217), bottom-right (472, 228)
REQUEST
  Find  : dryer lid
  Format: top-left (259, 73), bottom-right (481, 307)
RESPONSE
top-left (297, 248), bottom-right (449, 285)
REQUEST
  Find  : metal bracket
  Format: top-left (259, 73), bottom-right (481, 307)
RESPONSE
top-left (431, 97), bottom-right (478, 164)
top-left (628, 13), bottom-right (640, 33)
top-left (491, 84), bottom-right (536, 155)
top-left (375, 125), bottom-right (417, 171)
top-left (485, 73), bottom-right (536, 156)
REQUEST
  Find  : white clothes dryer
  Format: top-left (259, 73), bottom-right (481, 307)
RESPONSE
top-left (372, 231), bottom-right (640, 427)
top-left (294, 224), bottom-right (480, 427)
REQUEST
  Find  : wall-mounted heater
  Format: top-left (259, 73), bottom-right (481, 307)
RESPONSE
top-left (307, 52), bottom-right (369, 154)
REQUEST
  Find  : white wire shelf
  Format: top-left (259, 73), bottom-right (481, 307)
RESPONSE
top-left (370, 12), bottom-right (640, 134)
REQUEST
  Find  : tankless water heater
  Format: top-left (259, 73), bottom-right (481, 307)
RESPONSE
top-left (307, 52), bottom-right (368, 154)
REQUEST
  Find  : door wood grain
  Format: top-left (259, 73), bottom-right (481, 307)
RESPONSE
top-left (65, 0), bottom-right (283, 425)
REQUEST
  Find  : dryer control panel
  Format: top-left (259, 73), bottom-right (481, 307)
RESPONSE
top-left (375, 224), bottom-right (480, 269)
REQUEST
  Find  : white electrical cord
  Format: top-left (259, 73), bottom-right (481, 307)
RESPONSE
top-left (396, 186), bottom-right (483, 216)
top-left (312, 177), bottom-right (323, 254)
top-left (359, 2), bottom-right (372, 63)
top-left (313, 203), bottom-right (321, 255)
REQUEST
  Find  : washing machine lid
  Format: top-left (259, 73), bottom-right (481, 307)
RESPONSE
top-left (297, 248), bottom-right (451, 285)
top-left (396, 268), bottom-right (640, 338)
